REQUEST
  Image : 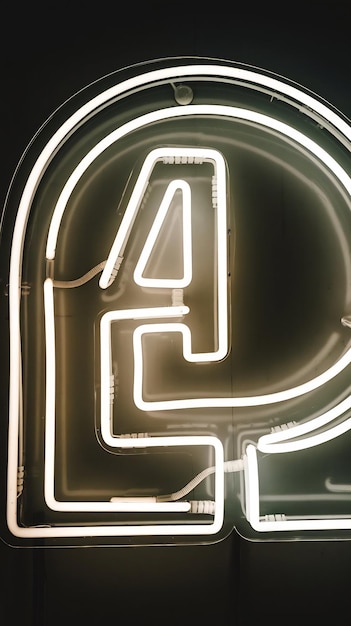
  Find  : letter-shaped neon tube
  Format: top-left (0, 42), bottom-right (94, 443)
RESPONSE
top-left (41, 280), bottom-right (224, 529)
top-left (244, 444), bottom-right (351, 531)
top-left (7, 63), bottom-right (351, 540)
top-left (46, 111), bottom-right (351, 410)
top-left (133, 179), bottom-right (193, 288)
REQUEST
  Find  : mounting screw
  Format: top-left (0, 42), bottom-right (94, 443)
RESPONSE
top-left (173, 84), bottom-right (194, 105)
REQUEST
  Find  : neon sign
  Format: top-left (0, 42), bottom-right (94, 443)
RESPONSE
top-left (2, 58), bottom-right (351, 546)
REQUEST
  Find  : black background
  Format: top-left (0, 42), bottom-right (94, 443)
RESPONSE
top-left (1, 2), bottom-right (351, 624)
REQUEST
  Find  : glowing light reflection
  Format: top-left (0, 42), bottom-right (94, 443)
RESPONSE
top-left (7, 61), bottom-right (351, 539)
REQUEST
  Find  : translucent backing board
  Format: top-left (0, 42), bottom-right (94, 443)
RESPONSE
top-left (2, 58), bottom-right (351, 546)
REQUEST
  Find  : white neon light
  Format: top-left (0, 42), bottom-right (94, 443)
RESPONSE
top-left (41, 147), bottom-right (226, 536)
top-left (9, 429), bottom-right (224, 535)
top-left (325, 478), bottom-right (351, 493)
top-left (43, 108), bottom-right (351, 410)
top-left (258, 417), bottom-right (351, 454)
top-left (7, 61), bottom-right (351, 539)
top-left (96, 145), bottom-right (229, 449)
top-left (98, 146), bottom-right (227, 289)
top-left (44, 282), bottom-right (189, 513)
top-left (132, 322), bottom-right (228, 414)
top-left (101, 305), bottom-right (233, 445)
top-left (132, 347), bottom-right (351, 411)
top-left (133, 179), bottom-right (192, 288)
top-left (100, 306), bottom-right (189, 446)
top-left (37, 278), bottom-right (224, 524)
top-left (257, 394), bottom-right (351, 453)
top-left (46, 106), bottom-right (351, 264)
top-left (244, 444), bottom-right (351, 531)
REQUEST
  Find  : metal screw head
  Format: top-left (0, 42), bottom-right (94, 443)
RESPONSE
top-left (174, 84), bottom-right (194, 105)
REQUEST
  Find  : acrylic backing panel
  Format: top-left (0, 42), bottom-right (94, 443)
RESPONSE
top-left (2, 57), bottom-right (351, 547)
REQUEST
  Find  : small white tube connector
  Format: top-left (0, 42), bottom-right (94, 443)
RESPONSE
top-left (189, 500), bottom-right (216, 515)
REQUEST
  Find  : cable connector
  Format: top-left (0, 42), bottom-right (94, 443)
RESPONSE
top-left (17, 465), bottom-right (24, 497)
top-left (162, 155), bottom-right (203, 164)
top-left (224, 459), bottom-right (245, 473)
top-left (119, 432), bottom-right (150, 438)
top-left (110, 374), bottom-right (115, 403)
top-left (263, 513), bottom-right (286, 522)
top-left (21, 282), bottom-right (31, 296)
top-left (189, 500), bottom-right (215, 515)
top-left (172, 288), bottom-right (184, 307)
top-left (107, 256), bottom-right (123, 287)
top-left (212, 175), bottom-right (218, 208)
top-left (271, 421), bottom-right (297, 433)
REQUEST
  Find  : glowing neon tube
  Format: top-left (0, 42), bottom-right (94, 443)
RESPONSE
top-left (46, 107), bottom-right (351, 263)
top-left (133, 179), bottom-right (192, 288)
top-left (100, 306), bottom-right (189, 446)
top-left (257, 417), bottom-right (351, 454)
top-left (257, 394), bottom-right (351, 453)
top-left (45, 109), bottom-right (351, 409)
top-left (7, 62), bottom-right (351, 540)
top-left (99, 147), bottom-right (227, 291)
top-left (41, 281), bottom-right (224, 529)
top-left (244, 444), bottom-right (351, 531)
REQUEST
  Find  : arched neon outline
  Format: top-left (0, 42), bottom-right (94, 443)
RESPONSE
top-left (45, 107), bottom-right (351, 409)
top-left (7, 62), bottom-right (351, 539)
top-left (257, 394), bottom-right (351, 454)
top-left (46, 106), bottom-right (351, 262)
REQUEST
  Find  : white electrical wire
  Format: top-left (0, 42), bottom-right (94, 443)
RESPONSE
top-left (52, 261), bottom-right (106, 288)
top-left (156, 458), bottom-right (244, 503)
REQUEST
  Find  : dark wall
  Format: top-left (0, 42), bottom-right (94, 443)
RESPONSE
top-left (1, 3), bottom-right (351, 624)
